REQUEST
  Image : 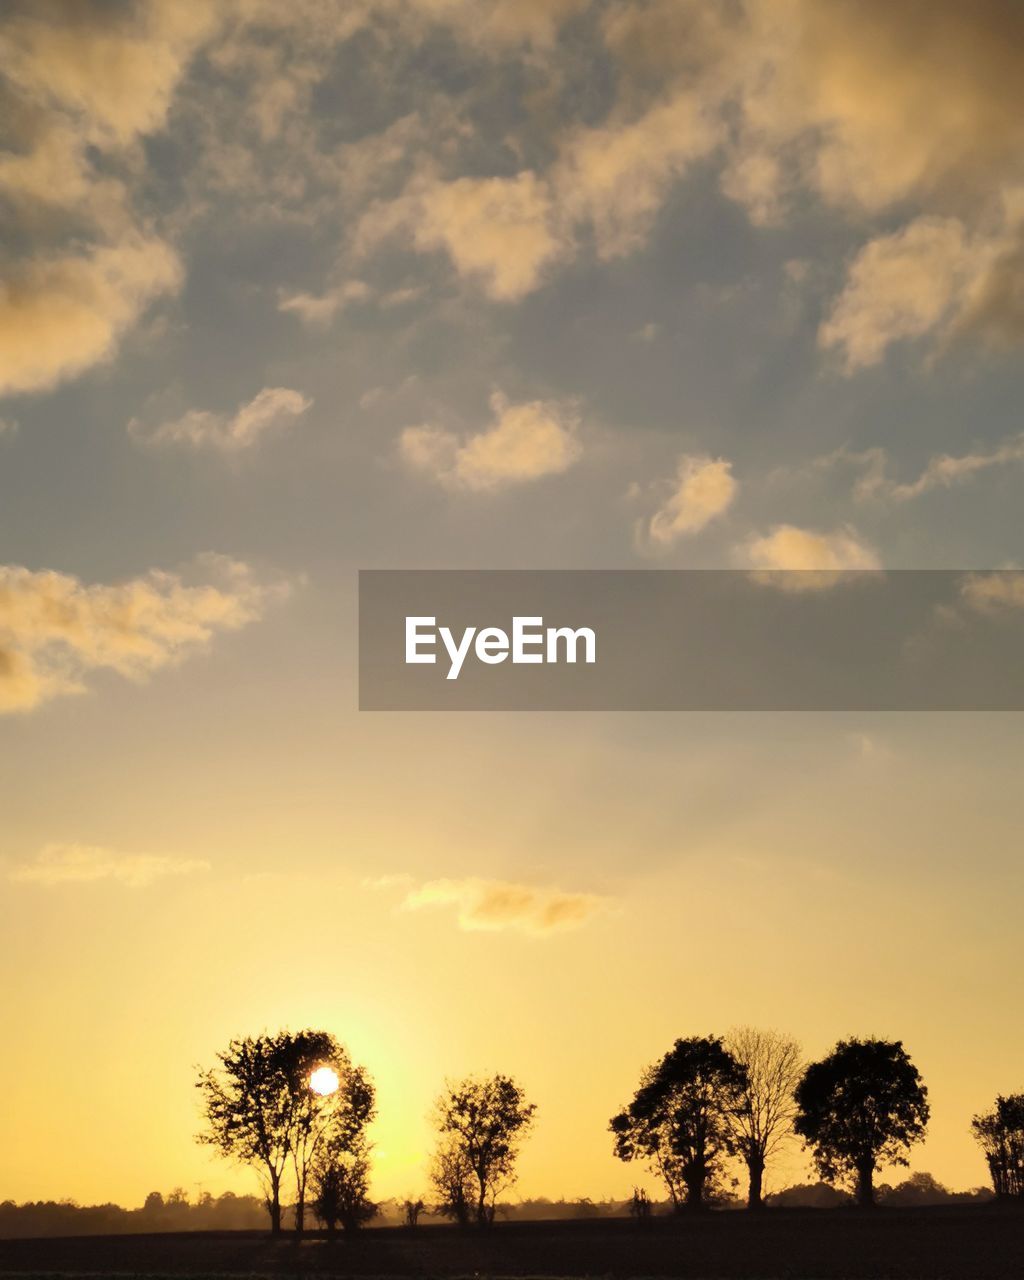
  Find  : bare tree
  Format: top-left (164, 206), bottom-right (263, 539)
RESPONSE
top-left (725, 1027), bottom-right (802, 1209)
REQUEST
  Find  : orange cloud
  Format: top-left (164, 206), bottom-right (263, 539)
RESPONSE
top-left (0, 554), bottom-right (288, 713)
top-left (398, 877), bottom-right (608, 934)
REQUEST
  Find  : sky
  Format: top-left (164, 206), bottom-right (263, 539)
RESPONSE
top-left (2, 0), bottom-right (1024, 1209)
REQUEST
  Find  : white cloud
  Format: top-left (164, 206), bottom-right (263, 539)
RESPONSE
top-left (400, 392), bottom-right (581, 491)
top-left (0, 554), bottom-right (288, 713)
top-left (130, 387), bottom-right (312, 452)
top-left (399, 876), bottom-right (607, 934)
top-left (9, 843), bottom-right (209, 889)
top-left (641, 454), bottom-right (737, 550)
top-left (743, 524), bottom-right (880, 590)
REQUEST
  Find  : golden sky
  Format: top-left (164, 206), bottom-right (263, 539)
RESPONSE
top-left (2, 0), bottom-right (1024, 1208)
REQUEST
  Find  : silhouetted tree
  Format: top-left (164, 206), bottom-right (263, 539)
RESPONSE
top-left (972, 1094), bottom-right (1024, 1198)
top-left (432, 1075), bottom-right (536, 1226)
top-left (794, 1038), bottom-right (929, 1208)
top-left (610, 1036), bottom-right (748, 1211)
top-left (287, 1034), bottom-right (375, 1235)
top-left (402, 1197), bottom-right (426, 1227)
top-left (726, 1027), bottom-right (802, 1210)
top-left (312, 1149), bottom-right (376, 1234)
top-left (628, 1186), bottom-right (653, 1221)
top-left (195, 1030), bottom-right (374, 1235)
top-left (430, 1140), bottom-right (475, 1225)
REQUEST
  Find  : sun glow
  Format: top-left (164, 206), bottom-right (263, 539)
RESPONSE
top-left (309, 1066), bottom-right (339, 1096)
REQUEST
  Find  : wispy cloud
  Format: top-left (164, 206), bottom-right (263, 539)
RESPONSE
top-left (278, 279), bottom-right (371, 327)
top-left (129, 387), bottom-right (312, 452)
top-left (9, 843), bottom-right (209, 889)
top-left (0, 553), bottom-right (289, 713)
top-left (379, 876), bottom-right (608, 935)
top-left (400, 392), bottom-right (581, 491)
top-left (844, 435), bottom-right (1024, 503)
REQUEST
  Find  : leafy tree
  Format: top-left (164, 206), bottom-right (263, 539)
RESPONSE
top-left (610, 1036), bottom-right (748, 1210)
top-left (402, 1197), bottom-right (426, 1227)
top-left (432, 1074), bottom-right (536, 1226)
top-left (312, 1149), bottom-right (376, 1234)
top-left (971, 1093), bottom-right (1024, 1198)
top-left (725, 1027), bottom-right (802, 1210)
top-left (794, 1038), bottom-right (929, 1207)
top-left (195, 1029), bottom-right (374, 1235)
top-left (286, 1034), bottom-right (375, 1235)
top-left (430, 1140), bottom-right (475, 1225)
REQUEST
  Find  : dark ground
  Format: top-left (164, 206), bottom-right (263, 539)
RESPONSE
top-left (1, 1206), bottom-right (1022, 1279)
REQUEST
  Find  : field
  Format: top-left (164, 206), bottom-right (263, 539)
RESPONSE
top-left (1, 1206), bottom-right (1023, 1279)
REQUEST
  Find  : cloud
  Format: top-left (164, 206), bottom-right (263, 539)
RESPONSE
top-left (818, 217), bottom-right (994, 371)
top-left (9, 843), bottom-right (209, 889)
top-left (640, 454), bottom-right (737, 550)
top-left (735, 0), bottom-right (1024, 218)
top-left (408, 0), bottom-right (588, 51)
top-left (554, 87), bottom-right (723, 258)
top-left (743, 524), bottom-right (880, 590)
top-left (0, 553), bottom-right (288, 713)
top-left (130, 387), bottom-right (312, 451)
top-left (400, 392), bottom-right (581, 491)
top-left (0, 237), bottom-right (182, 397)
top-left (355, 88), bottom-right (719, 298)
top-left (852, 434), bottom-right (1024, 503)
top-left (0, 2), bottom-right (215, 397)
top-left (399, 876), bottom-right (607, 934)
top-left (278, 279), bottom-right (371, 326)
top-left (959, 572), bottom-right (1024, 615)
top-left (360, 171), bottom-right (566, 301)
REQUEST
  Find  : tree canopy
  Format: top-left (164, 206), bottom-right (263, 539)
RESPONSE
top-left (195, 1029), bottom-right (374, 1234)
top-left (610, 1036), bottom-right (748, 1210)
top-left (794, 1038), bottom-right (929, 1207)
top-left (432, 1074), bottom-right (536, 1225)
top-left (972, 1093), bottom-right (1024, 1198)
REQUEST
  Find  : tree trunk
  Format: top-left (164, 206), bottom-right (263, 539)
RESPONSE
top-left (746, 1156), bottom-right (765, 1210)
top-left (268, 1177), bottom-right (282, 1236)
top-left (855, 1161), bottom-right (875, 1208)
top-left (294, 1192), bottom-right (305, 1236)
top-left (684, 1170), bottom-right (705, 1210)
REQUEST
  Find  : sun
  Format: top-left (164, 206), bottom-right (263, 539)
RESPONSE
top-left (309, 1066), bottom-right (339, 1096)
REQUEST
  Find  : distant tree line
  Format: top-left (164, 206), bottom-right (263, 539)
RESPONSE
top-left (188, 1026), bottom-right (1023, 1235)
top-left (0, 1174), bottom-right (998, 1241)
top-left (0, 1190), bottom-right (267, 1238)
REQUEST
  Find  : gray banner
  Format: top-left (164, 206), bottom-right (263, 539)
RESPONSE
top-left (358, 570), bottom-right (1024, 710)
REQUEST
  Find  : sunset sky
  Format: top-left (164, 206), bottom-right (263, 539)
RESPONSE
top-left (3, 0), bottom-right (1024, 1208)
